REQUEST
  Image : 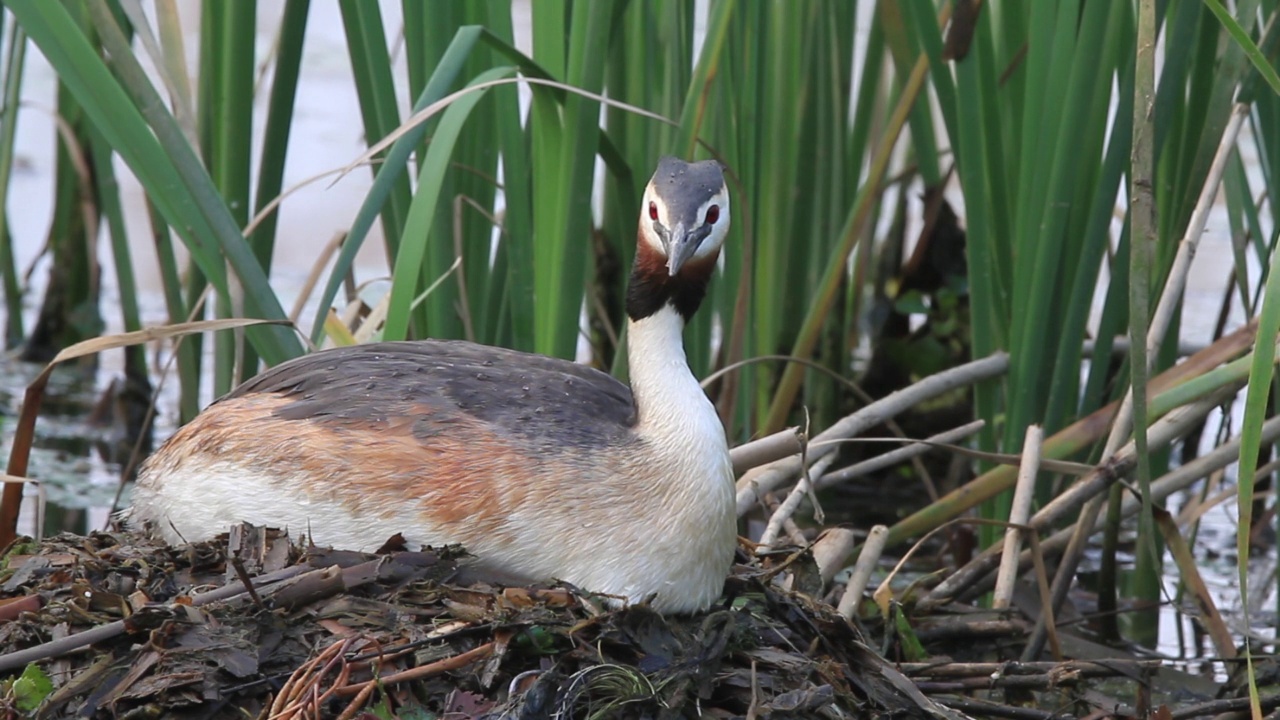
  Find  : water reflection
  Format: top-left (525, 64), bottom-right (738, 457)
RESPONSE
top-left (0, 355), bottom-right (151, 538)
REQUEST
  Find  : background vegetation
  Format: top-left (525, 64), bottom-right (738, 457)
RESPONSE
top-left (1, 0), bottom-right (1278, 682)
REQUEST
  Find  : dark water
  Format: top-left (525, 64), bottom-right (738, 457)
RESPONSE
top-left (1, 357), bottom-right (115, 536)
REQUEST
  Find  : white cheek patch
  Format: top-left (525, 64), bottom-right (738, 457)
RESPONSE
top-left (640, 223), bottom-right (665, 255)
top-left (691, 231), bottom-right (725, 260)
top-left (691, 193), bottom-right (730, 260)
top-left (640, 193), bottom-right (668, 254)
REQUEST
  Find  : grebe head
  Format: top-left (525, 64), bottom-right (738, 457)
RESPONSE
top-left (640, 156), bottom-right (730, 277)
top-left (627, 157), bottom-right (731, 324)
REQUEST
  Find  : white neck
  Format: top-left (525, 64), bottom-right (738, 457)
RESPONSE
top-left (626, 304), bottom-right (717, 435)
top-left (619, 301), bottom-right (737, 611)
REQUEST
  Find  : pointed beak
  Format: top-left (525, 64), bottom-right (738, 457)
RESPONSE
top-left (665, 224), bottom-right (699, 276)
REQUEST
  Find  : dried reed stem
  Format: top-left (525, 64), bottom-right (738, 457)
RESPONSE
top-left (737, 352), bottom-right (1009, 516)
top-left (992, 425), bottom-right (1042, 609)
top-left (837, 525), bottom-right (888, 619)
top-left (815, 420), bottom-right (985, 490)
top-left (812, 528), bottom-right (857, 587)
top-left (334, 642), bottom-right (494, 697)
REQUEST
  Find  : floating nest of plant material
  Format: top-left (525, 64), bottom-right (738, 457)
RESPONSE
top-left (0, 526), bottom-right (970, 719)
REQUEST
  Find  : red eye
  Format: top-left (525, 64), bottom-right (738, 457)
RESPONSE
top-left (649, 201), bottom-right (658, 221)
top-left (705, 204), bottom-right (720, 225)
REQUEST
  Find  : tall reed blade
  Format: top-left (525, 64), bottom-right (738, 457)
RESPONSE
top-left (0, 21), bottom-right (26, 349)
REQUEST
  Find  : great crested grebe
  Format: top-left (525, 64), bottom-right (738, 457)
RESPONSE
top-left (129, 157), bottom-right (736, 613)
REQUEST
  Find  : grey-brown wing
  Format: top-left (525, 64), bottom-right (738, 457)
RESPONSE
top-left (222, 340), bottom-right (638, 447)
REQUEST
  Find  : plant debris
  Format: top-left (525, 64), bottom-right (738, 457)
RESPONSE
top-left (0, 526), bottom-right (1254, 719)
top-left (0, 526), bottom-right (951, 719)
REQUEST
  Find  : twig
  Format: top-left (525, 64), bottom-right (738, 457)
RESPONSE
top-left (977, 407), bottom-right (1280, 602)
top-left (799, 409), bottom-right (824, 524)
top-left (0, 619), bottom-right (139, 676)
top-left (923, 386), bottom-right (1243, 609)
top-left (935, 695), bottom-right (1071, 720)
top-left (271, 637), bottom-right (357, 720)
top-left (914, 619), bottom-right (1028, 643)
top-left (815, 420), bottom-right (985, 489)
top-left (730, 427), bottom-right (804, 476)
top-left (757, 452), bottom-right (833, 551)
top-left (230, 558), bottom-right (266, 610)
top-left (1153, 509), bottom-right (1236, 659)
top-left (951, 420), bottom-right (1280, 605)
top-left (266, 565), bottom-right (347, 611)
top-left (918, 675), bottom-right (1087, 691)
top-left (99, 649), bottom-right (162, 707)
top-left (1170, 693), bottom-right (1280, 720)
top-left (336, 680), bottom-right (378, 720)
top-left (838, 525), bottom-right (888, 619)
top-left (745, 660), bottom-right (760, 720)
top-left (757, 493), bottom-right (808, 546)
top-left (1027, 385), bottom-right (1244, 659)
top-left (193, 564), bottom-right (310, 605)
top-left (1149, 106), bottom-right (1247, 379)
top-left (993, 425), bottom-right (1042, 609)
top-left (1025, 532), bottom-right (1062, 661)
top-left (713, 355), bottom-right (949, 497)
top-left (736, 352), bottom-right (1009, 516)
top-left (899, 660), bottom-right (1162, 677)
top-left (333, 643), bottom-right (494, 696)
top-left (886, 323), bottom-right (1256, 547)
top-left (270, 639), bottom-right (348, 718)
top-left (1083, 337), bottom-right (1207, 358)
top-left (811, 528), bottom-right (857, 587)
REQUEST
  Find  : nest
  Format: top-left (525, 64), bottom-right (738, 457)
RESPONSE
top-left (0, 526), bottom-right (959, 719)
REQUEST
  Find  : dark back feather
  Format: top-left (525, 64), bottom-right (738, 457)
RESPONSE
top-left (222, 341), bottom-right (639, 448)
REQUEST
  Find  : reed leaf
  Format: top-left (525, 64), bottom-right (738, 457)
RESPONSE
top-left (338, 0), bottom-right (411, 260)
top-left (250, 0), bottom-right (309, 274)
top-left (7, 0), bottom-right (300, 364)
top-left (205, 1), bottom-right (256, 394)
top-left (383, 67), bottom-right (515, 343)
top-left (0, 20), bottom-right (25, 348)
top-left (309, 26), bottom-right (485, 345)
top-left (530, 0), bottom-right (614, 359)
